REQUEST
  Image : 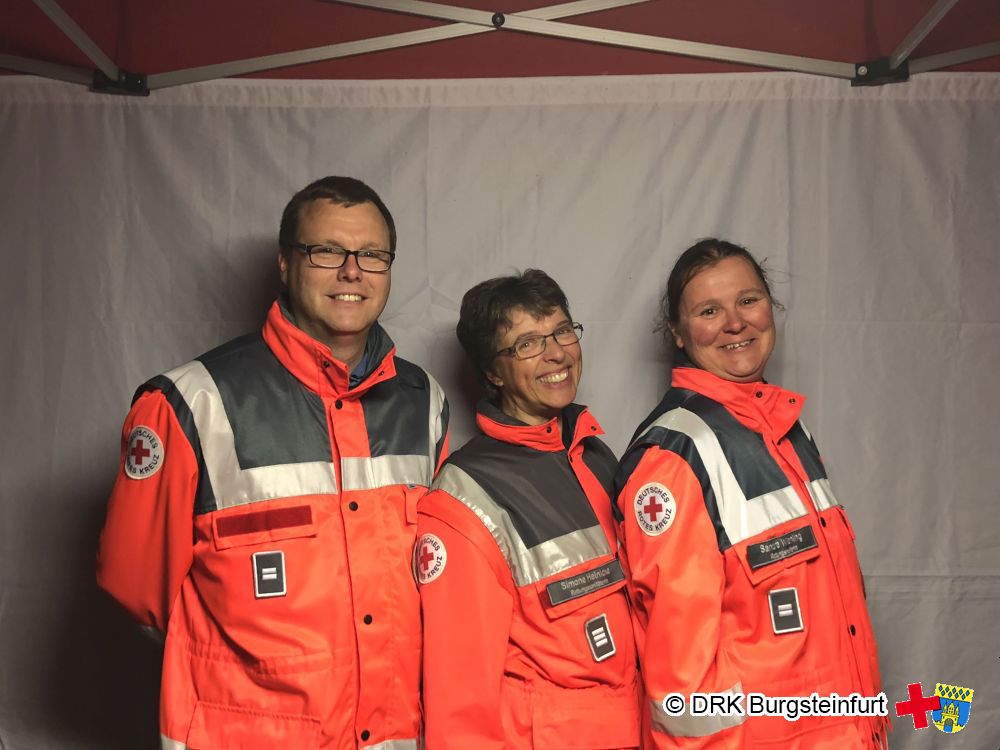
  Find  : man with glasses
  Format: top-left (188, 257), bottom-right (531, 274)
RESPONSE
top-left (97, 176), bottom-right (449, 749)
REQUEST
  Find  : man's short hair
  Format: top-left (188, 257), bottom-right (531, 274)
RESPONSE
top-left (279, 176), bottom-right (397, 253)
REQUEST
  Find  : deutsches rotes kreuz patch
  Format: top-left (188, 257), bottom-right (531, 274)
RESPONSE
top-left (125, 425), bottom-right (164, 480)
top-left (634, 482), bottom-right (676, 536)
top-left (414, 533), bottom-right (447, 584)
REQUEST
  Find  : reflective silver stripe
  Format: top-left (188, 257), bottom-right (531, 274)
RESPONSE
top-left (341, 454), bottom-right (431, 491)
top-left (650, 683), bottom-right (746, 738)
top-left (160, 736), bottom-right (186, 750)
top-left (165, 360), bottom-right (338, 508)
top-left (434, 464), bottom-right (612, 586)
top-left (807, 477), bottom-right (839, 511)
top-left (362, 740), bottom-right (418, 750)
top-left (641, 408), bottom-right (807, 544)
top-left (428, 372), bottom-right (446, 461)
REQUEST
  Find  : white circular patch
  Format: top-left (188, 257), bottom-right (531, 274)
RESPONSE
top-left (125, 425), bottom-right (164, 480)
top-left (414, 533), bottom-right (447, 585)
top-left (634, 483), bottom-right (677, 536)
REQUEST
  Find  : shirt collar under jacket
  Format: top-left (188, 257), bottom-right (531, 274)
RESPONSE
top-left (262, 295), bottom-right (397, 399)
top-left (475, 399), bottom-right (604, 454)
top-left (670, 363), bottom-right (804, 440)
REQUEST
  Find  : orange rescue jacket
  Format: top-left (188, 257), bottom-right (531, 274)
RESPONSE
top-left (417, 402), bottom-right (641, 750)
top-left (97, 298), bottom-right (449, 750)
top-left (615, 365), bottom-right (885, 750)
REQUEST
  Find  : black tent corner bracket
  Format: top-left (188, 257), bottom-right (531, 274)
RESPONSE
top-left (91, 68), bottom-right (149, 96)
top-left (851, 57), bottom-right (910, 87)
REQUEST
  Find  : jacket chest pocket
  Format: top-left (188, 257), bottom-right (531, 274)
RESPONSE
top-left (535, 557), bottom-right (628, 621)
top-left (734, 522), bottom-right (822, 637)
top-left (212, 501), bottom-right (318, 552)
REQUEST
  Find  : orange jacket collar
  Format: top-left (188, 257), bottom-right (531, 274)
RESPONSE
top-left (671, 365), bottom-right (804, 439)
top-left (475, 400), bottom-right (604, 453)
top-left (262, 298), bottom-right (397, 399)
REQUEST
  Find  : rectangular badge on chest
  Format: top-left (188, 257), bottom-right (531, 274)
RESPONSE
top-left (253, 550), bottom-right (286, 598)
top-left (584, 614), bottom-right (616, 662)
top-left (768, 587), bottom-right (803, 635)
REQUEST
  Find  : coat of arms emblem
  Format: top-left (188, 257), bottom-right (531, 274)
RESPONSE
top-left (931, 683), bottom-right (973, 733)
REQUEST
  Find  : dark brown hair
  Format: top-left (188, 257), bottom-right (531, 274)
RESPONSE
top-left (659, 238), bottom-right (777, 336)
top-left (456, 269), bottom-right (571, 398)
top-left (278, 176), bottom-right (396, 253)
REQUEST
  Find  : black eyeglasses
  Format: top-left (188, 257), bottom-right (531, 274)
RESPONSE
top-left (287, 243), bottom-right (395, 273)
top-left (495, 323), bottom-right (584, 360)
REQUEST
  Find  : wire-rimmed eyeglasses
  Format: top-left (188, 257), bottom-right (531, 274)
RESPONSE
top-left (494, 323), bottom-right (584, 360)
top-left (287, 243), bottom-right (395, 273)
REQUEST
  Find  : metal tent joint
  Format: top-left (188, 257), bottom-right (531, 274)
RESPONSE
top-left (92, 67), bottom-right (150, 96)
top-left (851, 57), bottom-right (910, 87)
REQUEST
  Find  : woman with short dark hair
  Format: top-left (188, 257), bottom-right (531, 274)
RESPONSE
top-left (417, 269), bottom-right (640, 749)
top-left (616, 239), bottom-right (886, 749)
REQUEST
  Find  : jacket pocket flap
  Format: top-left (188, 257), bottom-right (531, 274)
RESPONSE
top-left (213, 503), bottom-right (317, 551)
top-left (536, 557), bottom-right (627, 621)
top-left (736, 522), bottom-right (821, 586)
top-left (186, 700), bottom-right (320, 749)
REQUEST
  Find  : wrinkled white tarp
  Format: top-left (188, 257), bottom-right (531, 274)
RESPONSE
top-left (0, 72), bottom-right (998, 748)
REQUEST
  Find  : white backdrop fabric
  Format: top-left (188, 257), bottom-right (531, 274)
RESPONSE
top-left (1, 72), bottom-right (998, 748)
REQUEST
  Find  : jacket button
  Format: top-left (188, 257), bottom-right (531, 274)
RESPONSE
top-left (820, 517), bottom-right (827, 527)
top-left (755, 390), bottom-right (763, 398)
top-left (546, 425), bottom-right (552, 433)
top-left (789, 397), bottom-right (796, 404)
top-left (849, 624), bottom-right (856, 635)
top-left (360, 730), bottom-right (370, 741)
top-left (364, 614), bottom-right (373, 624)
top-left (335, 399), bottom-right (343, 410)
top-left (322, 360), bottom-right (331, 369)
top-left (349, 501), bottom-right (359, 511)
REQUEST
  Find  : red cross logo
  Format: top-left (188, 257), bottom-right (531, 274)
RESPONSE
top-left (419, 544), bottom-right (436, 572)
top-left (895, 682), bottom-right (941, 730)
top-left (643, 496), bottom-right (663, 522)
top-left (130, 439), bottom-right (151, 465)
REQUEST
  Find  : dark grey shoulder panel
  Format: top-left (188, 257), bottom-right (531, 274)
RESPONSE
top-left (447, 435), bottom-right (599, 548)
top-left (136, 375), bottom-right (217, 515)
top-left (786, 422), bottom-right (828, 481)
top-left (199, 333), bottom-right (331, 469)
top-left (362, 357), bottom-right (431, 458)
top-left (673, 393), bottom-right (791, 502)
top-left (581, 436), bottom-right (617, 499)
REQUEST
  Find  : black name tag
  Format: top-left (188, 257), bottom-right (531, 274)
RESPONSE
top-left (747, 525), bottom-right (818, 570)
top-left (546, 559), bottom-right (625, 606)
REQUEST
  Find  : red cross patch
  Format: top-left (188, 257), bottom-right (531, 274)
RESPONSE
top-left (634, 482), bottom-right (676, 536)
top-left (414, 533), bottom-right (447, 585)
top-left (125, 425), bottom-right (164, 480)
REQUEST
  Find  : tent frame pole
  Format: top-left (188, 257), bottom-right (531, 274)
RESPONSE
top-left (890, 0), bottom-right (962, 70)
top-left (148, 0), bottom-right (650, 89)
top-left (330, 0), bottom-right (855, 78)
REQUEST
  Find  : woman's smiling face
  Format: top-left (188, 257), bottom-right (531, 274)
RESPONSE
top-left (672, 256), bottom-right (775, 383)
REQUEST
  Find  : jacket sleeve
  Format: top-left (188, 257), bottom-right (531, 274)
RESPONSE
top-left (418, 500), bottom-right (514, 750)
top-left (617, 446), bottom-right (746, 749)
top-left (96, 390), bottom-right (197, 634)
